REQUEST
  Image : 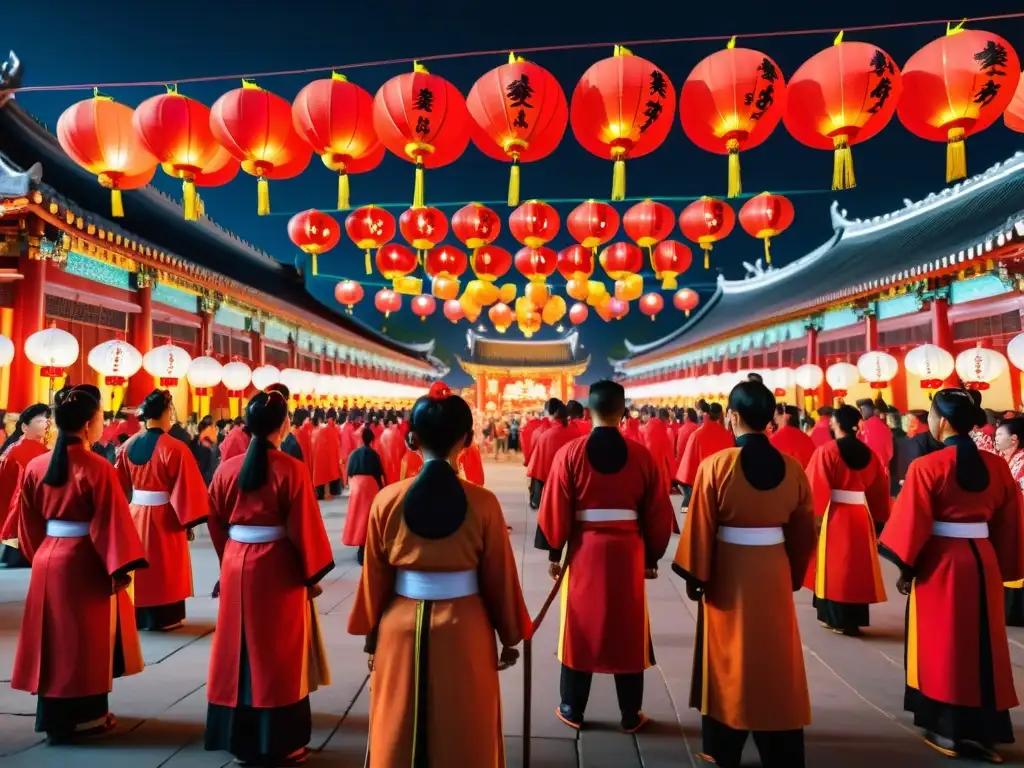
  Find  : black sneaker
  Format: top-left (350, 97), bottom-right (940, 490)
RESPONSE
top-left (555, 703), bottom-right (583, 730)
top-left (621, 711), bottom-right (649, 734)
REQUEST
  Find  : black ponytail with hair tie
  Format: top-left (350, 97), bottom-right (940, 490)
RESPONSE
top-left (43, 385), bottom-right (101, 487)
top-left (239, 390), bottom-right (289, 492)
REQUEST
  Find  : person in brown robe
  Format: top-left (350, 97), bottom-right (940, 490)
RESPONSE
top-left (673, 380), bottom-right (817, 768)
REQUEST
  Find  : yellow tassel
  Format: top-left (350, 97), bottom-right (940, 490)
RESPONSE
top-left (421, 316), bottom-right (426, 323)
top-left (312, 253), bottom-right (319, 276)
top-left (661, 275), bottom-right (678, 290)
top-left (726, 138), bottom-right (741, 198)
top-left (763, 237), bottom-right (771, 265)
top-left (703, 245), bottom-right (711, 270)
top-left (946, 126), bottom-right (967, 183)
top-left (338, 171), bottom-right (350, 210)
top-left (413, 160), bottom-right (425, 208)
top-left (832, 135), bottom-right (856, 190)
top-left (111, 188), bottom-right (124, 218)
top-left (508, 157), bottom-right (521, 207)
top-left (182, 177), bottom-right (197, 221)
top-left (611, 158), bottom-right (626, 201)
top-left (197, 194), bottom-right (205, 217)
top-left (257, 177), bottom-right (270, 216)
top-left (365, 249), bottom-right (372, 276)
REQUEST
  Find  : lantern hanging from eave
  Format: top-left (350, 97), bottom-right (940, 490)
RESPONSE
top-left (567, 200), bottom-right (620, 253)
top-left (794, 363), bottom-right (824, 390)
top-left (251, 364), bottom-right (281, 391)
top-left (186, 356), bottom-right (223, 414)
top-left (279, 368), bottom-right (304, 402)
top-left (904, 343), bottom-right (955, 391)
top-left (345, 205), bottom-right (396, 275)
top-left (411, 294), bottom-right (437, 322)
top-left (87, 339), bottom-right (142, 413)
top-left (569, 302), bottom-right (589, 324)
top-left (825, 362), bottom-right (859, 399)
top-left (25, 327), bottom-right (80, 382)
top-left (652, 240), bottom-right (693, 290)
top-left (679, 197), bottom-right (735, 269)
top-left (489, 302), bottom-right (514, 333)
top-left (639, 292), bottom-right (664, 321)
top-left (292, 72), bottom-right (379, 210)
top-left (468, 52), bottom-right (568, 205)
top-left (287, 209), bottom-right (341, 276)
top-left (514, 246), bottom-right (557, 283)
top-left (680, 38), bottom-right (786, 198)
top-left (784, 34), bottom-right (903, 191)
top-left (374, 288), bottom-right (402, 319)
top-left (334, 280), bottom-right (365, 314)
top-left (443, 298), bottom-right (465, 323)
top-left (375, 244), bottom-right (420, 294)
top-left (898, 24), bottom-right (1020, 183)
top-left (248, 128), bottom-right (312, 185)
top-left (470, 244), bottom-right (513, 282)
top-left (57, 90), bottom-right (158, 218)
top-left (222, 361), bottom-right (253, 418)
top-left (509, 200), bottom-right (559, 248)
top-left (451, 203), bottom-right (501, 254)
top-left (373, 61), bottom-right (471, 207)
top-left (143, 343), bottom-right (192, 388)
top-left (857, 350), bottom-right (899, 389)
top-left (955, 345), bottom-right (1008, 390)
top-left (738, 192), bottom-right (794, 265)
top-left (1005, 75), bottom-right (1024, 132)
top-left (399, 206), bottom-right (449, 261)
top-left (570, 45), bottom-right (676, 200)
top-left (673, 287), bottom-right (699, 317)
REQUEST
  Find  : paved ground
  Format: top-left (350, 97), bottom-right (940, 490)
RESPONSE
top-left (1, 460), bottom-right (1024, 766)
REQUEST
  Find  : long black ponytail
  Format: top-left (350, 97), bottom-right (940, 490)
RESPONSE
top-left (43, 385), bottom-right (101, 486)
top-left (239, 390), bottom-right (290, 492)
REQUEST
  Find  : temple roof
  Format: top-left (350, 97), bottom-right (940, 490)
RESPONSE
top-left (618, 151), bottom-right (1024, 371)
top-left (458, 330), bottom-right (589, 371)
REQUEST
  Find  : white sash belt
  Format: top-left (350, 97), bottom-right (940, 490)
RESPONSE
top-left (932, 521), bottom-right (989, 539)
top-left (132, 489), bottom-right (170, 506)
top-left (395, 569), bottom-right (479, 600)
top-left (717, 526), bottom-right (785, 546)
top-left (46, 520), bottom-right (90, 538)
top-left (831, 490), bottom-right (867, 505)
top-left (228, 525), bottom-right (287, 544)
top-left (575, 508), bottom-right (638, 522)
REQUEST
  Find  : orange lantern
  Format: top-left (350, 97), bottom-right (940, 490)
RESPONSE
top-left (345, 205), bottom-right (396, 275)
top-left (680, 39), bottom-right (786, 197)
top-left (373, 62), bottom-right (471, 207)
top-left (569, 302), bottom-right (589, 324)
top-left (1005, 75), bottom-right (1024, 132)
top-left (651, 240), bottom-right (693, 290)
top-left (570, 46), bottom-right (675, 200)
top-left (599, 242), bottom-right (644, 280)
top-left (623, 199), bottom-right (675, 251)
top-left (639, 292), bottom-right (664, 321)
top-left (674, 287), bottom-right (700, 317)
top-left (738, 192), bottom-right (794, 265)
top-left (898, 24), bottom-right (1020, 182)
top-left (443, 298), bottom-right (465, 323)
top-left (567, 200), bottom-right (620, 252)
top-left (287, 209), bottom-right (341, 275)
top-left (525, 282), bottom-right (550, 309)
top-left (785, 34), bottom-right (903, 190)
top-left (542, 295), bottom-right (567, 326)
top-left (515, 246), bottom-right (557, 284)
top-left (509, 200), bottom-right (559, 248)
top-left (470, 244), bottom-right (513, 282)
top-left (489, 302), bottom-right (514, 333)
top-left (468, 52), bottom-right (568, 206)
top-left (411, 294), bottom-right (437, 322)
top-left (425, 244), bottom-right (468, 300)
top-left (399, 206), bottom-right (449, 256)
top-left (608, 297), bottom-right (630, 320)
top-left (374, 288), bottom-right (402, 318)
top-left (334, 280), bottom-right (364, 314)
top-left (56, 90), bottom-right (158, 218)
top-left (679, 197), bottom-right (736, 269)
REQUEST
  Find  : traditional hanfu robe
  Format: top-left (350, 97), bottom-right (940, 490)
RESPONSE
top-left (12, 441), bottom-right (147, 740)
top-left (0, 436), bottom-right (48, 566)
top-left (673, 435), bottom-right (816, 765)
top-left (810, 420), bottom-right (833, 448)
top-left (339, 422), bottom-right (359, 485)
top-left (571, 418), bottom-right (592, 437)
top-left (1004, 448), bottom-right (1024, 625)
top-left (205, 449), bottom-right (335, 765)
top-left (311, 420), bottom-right (343, 498)
top-left (458, 442), bottom-right (486, 486)
top-left (676, 421), bottom-right (735, 509)
top-left (641, 418), bottom-right (675, 494)
top-left (296, 422), bottom-right (315, 466)
top-left (218, 427), bottom-right (250, 463)
top-left (527, 422), bottom-right (578, 510)
top-left (675, 421), bottom-right (699, 473)
top-left (400, 449), bottom-right (423, 481)
top-left (803, 438), bottom-right (891, 633)
top-left (378, 425), bottom-right (405, 486)
top-left (770, 425), bottom-right (816, 468)
top-left (522, 418), bottom-right (549, 466)
top-left (880, 439), bottom-right (1023, 750)
top-left (350, 461), bottom-right (530, 767)
top-left (116, 429), bottom-right (209, 630)
top-left (620, 417), bottom-right (641, 443)
top-left (342, 445), bottom-right (386, 563)
top-left (973, 428), bottom-right (997, 454)
top-left (859, 415), bottom-right (894, 472)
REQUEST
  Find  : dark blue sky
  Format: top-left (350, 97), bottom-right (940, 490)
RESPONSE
top-left (9, 1), bottom-right (1024, 386)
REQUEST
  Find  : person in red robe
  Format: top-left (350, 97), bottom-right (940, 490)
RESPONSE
top-left (342, 427), bottom-right (386, 565)
top-left (906, 409), bottom-right (929, 438)
top-left (0, 403), bottom-right (51, 567)
top-left (640, 407), bottom-right (675, 494)
top-left (770, 404), bottom-right (816, 468)
top-left (13, 385), bottom-right (147, 742)
top-left (339, 412), bottom-right (361, 487)
top-left (205, 390), bottom-right (334, 767)
top-left (803, 405), bottom-right (891, 635)
top-left (218, 421), bottom-right (251, 463)
top-left (293, 408), bottom-right (315, 467)
top-left (856, 398), bottom-right (894, 471)
top-left (674, 409), bottom-right (700, 476)
top-left (116, 390), bottom-right (209, 631)
top-left (311, 408), bottom-right (343, 500)
top-left (527, 402), bottom-right (577, 510)
top-left (620, 409), bottom-right (642, 442)
top-left (458, 432), bottom-right (486, 486)
top-left (378, 418), bottom-right (406, 486)
top-left (995, 417), bottom-right (1024, 626)
top-left (676, 401), bottom-right (734, 509)
top-left (522, 410), bottom-right (551, 467)
top-left (537, 380), bottom-right (674, 732)
top-left (520, 414), bottom-right (539, 462)
top-left (399, 431), bottom-right (424, 481)
top-left (567, 400), bottom-right (591, 436)
top-left (880, 389), bottom-right (1024, 763)
top-left (810, 406), bottom-right (834, 448)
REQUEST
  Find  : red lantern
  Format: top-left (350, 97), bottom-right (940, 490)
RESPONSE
top-left (674, 287), bottom-right (700, 317)
top-left (571, 46), bottom-right (676, 200)
top-left (399, 206), bottom-right (449, 253)
top-left (375, 244), bottom-right (418, 282)
top-left (608, 297), bottom-right (630, 320)
top-left (288, 209), bottom-right (342, 275)
top-left (373, 62), bottom-right (471, 207)
top-left (785, 36), bottom-right (902, 190)
top-left (679, 197), bottom-right (736, 269)
top-left (556, 244), bottom-right (595, 282)
top-left (639, 292), bottom-right (664, 321)
top-left (623, 199), bottom-right (675, 250)
top-left (253, 129), bottom-right (313, 183)
top-left (509, 200), bottom-right (559, 248)
top-left (56, 91), bottom-right (158, 218)
top-left (374, 288), bottom-right (402, 318)
top-left (489, 302), bottom-right (514, 333)
top-left (470, 245), bottom-right (513, 282)
top-left (293, 73), bottom-right (379, 210)
top-left (411, 294), bottom-right (437, 322)
top-left (681, 41), bottom-right (786, 198)
top-left (1006, 76), bottom-right (1024, 133)
top-left (425, 245), bottom-right (468, 279)
top-left (738, 192), bottom-right (794, 265)
top-left (599, 242), bottom-right (644, 280)
top-left (133, 87), bottom-right (221, 220)
top-left (468, 53), bottom-right (568, 206)
top-left (569, 302), bottom-right (589, 325)
top-left (443, 298), bottom-right (465, 323)
top-left (183, 145), bottom-right (240, 195)
top-left (334, 280), bottom-right (364, 314)
top-left (515, 246), bottom-right (557, 283)
top-left (651, 240), bottom-right (693, 289)
top-left (567, 200), bottom-right (620, 251)
top-left (345, 205), bottom-right (396, 275)
top-left (898, 25), bottom-right (1020, 182)
top-left (451, 203), bottom-right (501, 250)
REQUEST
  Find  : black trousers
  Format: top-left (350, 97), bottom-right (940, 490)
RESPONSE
top-left (701, 715), bottom-right (804, 768)
top-left (529, 479), bottom-right (544, 510)
top-left (315, 479), bottom-right (342, 500)
top-left (560, 664), bottom-right (643, 718)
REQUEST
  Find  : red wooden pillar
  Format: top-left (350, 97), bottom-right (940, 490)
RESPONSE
top-left (9, 256), bottom-right (47, 410)
top-left (806, 324), bottom-right (831, 408)
top-left (125, 279), bottom-right (153, 408)
top-left (890, 350), bottom-right (909, 412)
top-left (288, 336), bottom-right (298, 368)
top-left (476, 373), bottom-right (486, 410)
top-left (930, 292), bottom-right (958, 387)
top-left (863, 310), bottom-right (878, 352)
top-left (249, 329), bottom-right (265, 367)
top-left (200, 312), bottom-right (214, 356)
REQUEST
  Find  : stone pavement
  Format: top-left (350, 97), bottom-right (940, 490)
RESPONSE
top-left (0, 460), bottom-right (1023, 766)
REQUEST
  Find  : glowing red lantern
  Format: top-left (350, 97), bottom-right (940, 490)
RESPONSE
top-left (679, 197), bottom-right (736, 269)
top-left (399, 206), bottom-right (449, 253)
top-left (567, 200), bottom-right (620, 252)
top-left (451, 203), bottom-right (501, 251)
top-left (639, 292), bottom-right (664, 321)
top-left (623, 199), bottom-right (675, 251)
top-left (425, 245), bottom-right (468, 279)
top-left (651, 240), bottom-right (693, 289)
top-left (681, 40), bottom-right (786, 197)
top-left (785, 36), bottom-right (902, 190)
top-left (470, 245), bottom-right (513, 282)
top-left (608, 297), bottom-right (630, 320)
top-left (374, 288), bottom-right (402, 318)
top-left (467, 52), bottom-right (568, 206)
top-left (411, 294), bottom-right (437, 322)
top-left (898, 25), bottom-right (1020, 182)
top-left (1006, 76), bottom-right (1024, 132)
top-left (489, 302), bottom-right (514, 333)
top-left (288, 209), bottom-right (341, 275)
top-left (674, 287), bottom-right (700, 316)
top-left (570, 46), bottom-right (675, 200)
top-left (443, 298), bottom-right (465, 323)
top-left (599, 242), bottom-right (644, 280)
top-left (375, 244), bottom-right (419, 282)
top-left (556, 244), bottom-right (595, 282)
top-left (334, 280), bottom-right (364, 314)
top-left (738, 192), bottom-right (794, 265)
top-left (57, 91), bottom-right (158, 218)
top-left (345, 205), bottom-right (396, 275)
top-left (515, 246), bottom-right (557, 283)
top-left (509, 200), bottom-right (559, 248)
top-left (183, 145), bottom-right (240, 198)
top-left (569, 302), bottom-right (589, 324)
top-left (373, 62), bottom-right (471, 207)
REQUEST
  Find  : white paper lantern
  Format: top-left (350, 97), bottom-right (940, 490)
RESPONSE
top-left (186, 356), bottom-right (223, 394)
top-left (299, 370), bottom-right (318, 401)
top-left (329, 375), bottom-right (346, 398)
top-left (87, 340), bottom-right (143, 385)
top-left (143, 344), bottom-right (192, 387)
top-left (955, 346), bottom-right (1008, 390)
top-left (279, 368), bottom-right (304, 400)
top-left (221, 361), bottom-right (253, 394)
top-left (825, 362), bottom-right (860, 396)
top-left (769, 367), bottom-right (796, 397)
top-left (1006, 334), bottom-right (1024, 372)
top-left (251, 364), bottom-right (280, 391)
top-left (25, 327), bottom-right (80, 377)
top-left (0, 334), bottom-right (14, 368)
top-left (856, 351), bottom-right (899, 389)
top-left (904, 344), bottom-right (955, 389)
top-left (794, 363), bottom-right (824, 390)
top-left (314, 374), bottom-right (334, 398)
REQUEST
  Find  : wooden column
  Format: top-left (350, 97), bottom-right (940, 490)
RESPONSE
top-left (8, 254), bottom-right (46, 411)
top-left (863, 307), bottom-right (878, 352)
top-left (806, 322), bottom-right (830, 410)
top-left (126, 273), bottom-right (154, 408)
top-left (930, 289), bottom-right (958, 388)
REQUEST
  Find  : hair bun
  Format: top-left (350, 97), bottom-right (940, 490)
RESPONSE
top-left (428, 382), bottom-right (451, 400)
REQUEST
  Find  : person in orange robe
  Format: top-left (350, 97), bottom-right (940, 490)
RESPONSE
top-left (0, 403), bottom-right (51, 567)
top-left (880, 389), bottom-right (1024, 763)
top-left (802, 405), bottom-right (890, 635)
top-left (674, 380), bottom-right (816, 767)
top-left (218, 421), bottom-right (250, 463)
top-left (537, 380), bottom-right (673, 732)
top-left (995, 417), bottom-right (1024, 626)
top-left (116, 390), bottom-right (209, 631)
top-left (674, 408), bottom-right (700, 474)
top-left (399, 431), bottom-right (424, 480)
top-left (640, 407), bottom-right (675, 494)
top-left (13, 385), bottom-right (147, 743)
top-left (341, 427), bottom-right (385, 565)
top-left (457, 431), bottom-right (486, 486)
top-left (810, 406), bottom-right (834, 448)
top-left (676, 401), bottom-right (735, 509)
top-left (770, 404), bottom-right (816, 468)
top-left (348, 383), bottom-right (530, 767)
top-left (856, 398), bottom-right (894, 471)
top-left (527, 402), bottom-right (577, 510)
top-left (311, 407), bottom-right (343, 500)
top-left (378, 417), bottom-right (405, 486)
top-left (205, 390), bottom-right (335, 767)
top-left (567, 400), bottom-right (591, 436)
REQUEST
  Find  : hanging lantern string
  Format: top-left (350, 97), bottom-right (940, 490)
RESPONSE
top-left (308, 271), bottom-right (721, 291)
top-left (13, 12), bottom-right (1024, 93)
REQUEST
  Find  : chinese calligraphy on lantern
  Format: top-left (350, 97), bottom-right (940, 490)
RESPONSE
top-left (639, 69), bottom-right (668, 133)
top-left (744, 58), bottom-right (778, 121)
top-left (414, 87), bottom-right (434, 136)
top-left (867, 50), bottom-right (895, 114)
top-left (973, 40), bottom-right (1009, 108)
top-left (506, 73), bottom-right (535, 129)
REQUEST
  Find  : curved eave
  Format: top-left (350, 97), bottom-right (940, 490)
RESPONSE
top-left (456, 355), bottom-right (590, 377)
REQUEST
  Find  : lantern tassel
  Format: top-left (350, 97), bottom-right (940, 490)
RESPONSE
top-left (763, 237), bottom-right (772, 265)
top-left (182, 177), bottom-right (197, 221)
top-left (726, 138), bottom-right (741, 198)
top-left (110, 188), bottom-right (124, 218)
top-left (413, 159), bottom-right (425, 208)
top-left (703, 244), bottom-right (711, 270)
top-left (832, 135), bottom-right (855, 190)
top-left (661, 275), bottom-right (678, 290)
top-left (611, 158), bottom-right (626, 202)
top-left (312, 253), bottom-right (319, 277)
top-left (257, 177), bottom-right (270, 216)
top-left (508, 155), bottom-right (521, 207)
top-left (338, 171), bottom-right (350, 211)
top-left (946, 126), bottom-right (967, 183)
top-left (365, 249), bottom-right (372, 276)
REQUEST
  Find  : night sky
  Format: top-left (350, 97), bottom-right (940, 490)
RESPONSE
top-left (8, 1), bottom-right (1024, 387)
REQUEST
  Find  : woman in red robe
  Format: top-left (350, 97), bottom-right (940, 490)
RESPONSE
top-left (457, 433), bottom-right (485, 486)
top-left (995, 417), bottom-right (1024, 626)
top-left (116, 390), bottom-right (209, 631)
top-left (218, 422), bottom-right (250, 463)
top-left (527, 402), bottom-right (576, 509)
top-left (620, 410), bottom-right (642, 442)
top-left (342, 427), bottom-right (386, 565)
top-left (880, 389), bottom-right (1024, 762)
top-left (640, 407), bottom-right (676, 494)
top-left (339, 413), bottom-right (360, 487)
top-left (378, 419), bottom-right (405, 486)
top-left (0, 403), bottom-right (51, 567)
top-left (205, 390), bottom-right (334, 767)
top-left (311, 408), bottom-right (343, 500)
top-left (13, 385), bottom-right (147, 742)
top-left (676, 402), bottom-right (734, 508)
top-left (674, 409), bottom-right (699, 475)
top-left (292, 408), bottom-right (314, 466)
top-left (399, 431), bottom-right (424, 480)
top-left (803, 405), bottom-right (891, 635)
top-left (771, 404), bottom-right (816, 468)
